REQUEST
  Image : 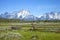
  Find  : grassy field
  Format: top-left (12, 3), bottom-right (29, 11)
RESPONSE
top-left (0, 22), bottom-right (60, 40)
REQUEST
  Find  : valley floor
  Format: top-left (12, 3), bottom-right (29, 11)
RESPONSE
top-left (0, 22), bottom-right (60, 40)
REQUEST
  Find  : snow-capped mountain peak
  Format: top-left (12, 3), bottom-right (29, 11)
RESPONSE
top-left (17, 10), bottom-right (30, 18)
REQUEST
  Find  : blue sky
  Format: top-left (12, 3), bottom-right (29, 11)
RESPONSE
top-left (0, 0), bottom-right (60, 16)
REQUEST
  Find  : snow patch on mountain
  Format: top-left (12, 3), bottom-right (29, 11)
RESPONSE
top-left (17, 10), bottom-right (30, 18)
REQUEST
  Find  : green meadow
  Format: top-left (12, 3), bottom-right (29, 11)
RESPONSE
top-left (0, 19), bottom-right (60, 40)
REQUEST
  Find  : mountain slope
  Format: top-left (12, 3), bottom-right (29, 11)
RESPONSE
top-left (0, 10), bottom-right (60, 20)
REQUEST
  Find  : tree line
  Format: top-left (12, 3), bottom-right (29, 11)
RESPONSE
top-left (0, 18), bottom-right (60, 23)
